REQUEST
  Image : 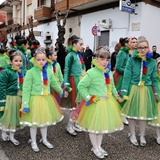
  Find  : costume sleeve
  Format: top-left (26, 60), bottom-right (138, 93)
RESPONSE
top-left (110, 72), bottom-right (118, 99)
top-left (64, 53), bottom-right (73, 86)
top-left (115, 51), bottom-right (126, 75)
top-left (0, 70), bottom-right (9, 109)
top-left (57, 63), bottom-right (63, 84)
top-left (77, 72), bottom-right (92, 101)
top-left (151, 60), bottom-right (159, 96)
top-left (50, 73), bottom-right (63, 96)
top-left (22, 70), bottom-right (32, 109)
top-left (121, 58), bottom-right (132, 96)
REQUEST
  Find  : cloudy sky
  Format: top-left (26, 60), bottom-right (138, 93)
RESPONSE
top-left (0, 0), bottom-right (5, 5)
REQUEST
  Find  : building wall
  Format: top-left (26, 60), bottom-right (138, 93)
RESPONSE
top-left (141, 2), bottom-right (160, 51)
top-left (35, 21), bottom-right (58, 47)
top-left (0, 11), bottom-right (6, 43)
top-left (64, 16), bottom-right (81, 46)
top-left (80, 3), bottom-right (143, 52)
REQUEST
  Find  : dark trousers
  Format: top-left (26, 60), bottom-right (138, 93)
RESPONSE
top-left (85, 63), bottom-right (91, 71)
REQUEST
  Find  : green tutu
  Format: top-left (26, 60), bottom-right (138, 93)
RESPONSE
top-left (20, 94), bottom-right (64, 128)
top-left (121, 85), bottom-right (157, 120)
top-left (0, 95), bottom-right (21, 132)
top-left (76, 96), bottom-right (124, 134)
top-left (149, 102), bottom-right (160, 127)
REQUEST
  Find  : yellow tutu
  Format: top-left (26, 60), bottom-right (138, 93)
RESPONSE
top-left (0, 95), bottom-right (21, 132)
top-left (76, 96), bottom-right (124, 134)
top-left (20, 94), bottom-right (63, 128)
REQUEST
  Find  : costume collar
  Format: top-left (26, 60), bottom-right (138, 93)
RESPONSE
top-left (92, 59), bottom-right (108, 73)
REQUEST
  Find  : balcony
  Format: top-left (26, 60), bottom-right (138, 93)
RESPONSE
top-left (0, 22), bottom-right (6, 29)
top-left (55, 0), bottom-right (68, 11)
top-left (0, 3), bottom-right (12, 12)
top-left (69, 0), bottom-right (96, 9)
top-left (34, 6), bottom-right (52, 21)
top-left (10, 0), bottom-right (21, 6)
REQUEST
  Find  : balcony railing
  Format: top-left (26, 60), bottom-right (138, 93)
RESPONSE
top-left (0, 3), bottom-right (12, 12)
top-left (10, 0), bottom-right (21, 6)
top-left (55, 0), bottom-right (68, 11)
top-left (34, 5), bottom-right (52, 21)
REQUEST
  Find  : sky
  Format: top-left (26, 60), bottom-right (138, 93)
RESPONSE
top-left (0, 0), bottom-right (5, 5)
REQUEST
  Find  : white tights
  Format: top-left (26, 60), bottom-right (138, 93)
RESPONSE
top-left (30, 127), bottom-right (47, 143)
top-left (89, 133), bottom-right (103, 149)
top-left (128, 119), bottom-right (146, 136)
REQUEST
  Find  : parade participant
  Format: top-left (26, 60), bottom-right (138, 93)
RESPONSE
top-left (121, 37), bottom-right (159, 147)
top-left (113, 37), bottom-right (132, 125)
top-left (110, 42), bottom-right (121, 71)
top-left (131, 37), bottom-right (137, 52)
top-left (20, 47), bottom-right (68, 152)
top-left (46, 49), bottom-right (63, 102)
top-left (63, 35), bottom-right (85, 136)
top-left (14, 35), bottom-right (27, 75)
top-left (0, 48), bottom-right (9, 72)
top-left (0, 50), bottom-right (23, 145)
top-left (149, 57), bottom-right (160, 144)
top-left (74, 46), bottom-right (123, 159)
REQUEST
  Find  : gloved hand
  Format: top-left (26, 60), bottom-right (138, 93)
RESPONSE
top-left (86, 95), bottom-right (100, 106)
top-left (120, 90), bottom-right (129, 102)
top-left (23, 108), bottom-right (30, 113)
top-left (63, 85), bottom-right (72, 92)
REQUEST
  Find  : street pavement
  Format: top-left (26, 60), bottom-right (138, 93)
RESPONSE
top-left (0, 110), bottom-right (160, 160)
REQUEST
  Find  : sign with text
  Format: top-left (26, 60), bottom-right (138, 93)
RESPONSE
top-left (119, 0), bottom-right (135, 14)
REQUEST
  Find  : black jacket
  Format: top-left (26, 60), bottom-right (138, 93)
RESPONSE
top-left (83, 49), bottom-right (93, 64)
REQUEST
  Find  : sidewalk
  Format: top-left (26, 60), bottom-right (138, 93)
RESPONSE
top-left (0, 110), bottom-right (160, 160)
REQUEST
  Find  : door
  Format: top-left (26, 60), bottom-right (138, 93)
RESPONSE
top-left (98, 30), bottom-right (109, 46)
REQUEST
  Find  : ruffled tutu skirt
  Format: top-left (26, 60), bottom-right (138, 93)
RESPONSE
top-left (113, 71), bottom-right (123, 91)
top-left (20, 94), bottom-right (64, 128)
top-left (121, 85), bottom-right (157, 120)
top-left (0, 95), bottom-right (21, 132)
top-left (75, 96), bottom-right (124, 134)
top-left (149, 102), bottom-right (160, 127)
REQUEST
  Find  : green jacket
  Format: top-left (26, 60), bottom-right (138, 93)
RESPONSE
top-left (22, 62), bottom-right (63, 109)
top-left (64, 47), bottom-right (82, 86)
top-left (0, 66), bottom-right (23, 109)
top-left (78, 60), bottom-right (118, 101)
top-left (115, 47), bottom-right (130, 75)
top-left (121, 56), bottom-right (158, 94)
top-left (48, 60), bottom-right (63, 85)
top-left (0, 53), bottom-right (9, 70)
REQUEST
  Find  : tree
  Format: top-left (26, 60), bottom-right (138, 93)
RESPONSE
top-left (54, 10), bottom-right (69, 44)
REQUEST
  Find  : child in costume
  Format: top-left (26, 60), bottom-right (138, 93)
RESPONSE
top-left (121, 37), bottom-right (159, 147)
top-left (0, 50), bottom-right (23, 145)
top-left (20, 47), bottom-right (68, 152)
top-left (0, 49), bottom-right (10, 72)
top-left (74, 47), bottom-right (124, 159)
top-left (149, 57), bottom-right (160, 144)
top-left (113, 37), bottom-right (132, 125)
top-left (46, 49), bottom-right (63, 102)
top-left (63, 35), bottom-right (85, 136)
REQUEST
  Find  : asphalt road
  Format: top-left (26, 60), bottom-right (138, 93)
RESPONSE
top-left (0, 110), bottom-right (160, 160)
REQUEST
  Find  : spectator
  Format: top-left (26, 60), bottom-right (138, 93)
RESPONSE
top-left (55, 42), bottom-right (66, 74)
top-left (152, 45), bottom-right (160, 60)
top-left (83, 45), bottom-right (93, 71)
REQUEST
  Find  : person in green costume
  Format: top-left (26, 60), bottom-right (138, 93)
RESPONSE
top-left (121, 37), bottom-right (159, 147)
top-left (0, 50), bottom-right (23, 146)
top-left (149, 57), bottom-right (160, 144)
top-left (113, 37), bottom-right (132, 125)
